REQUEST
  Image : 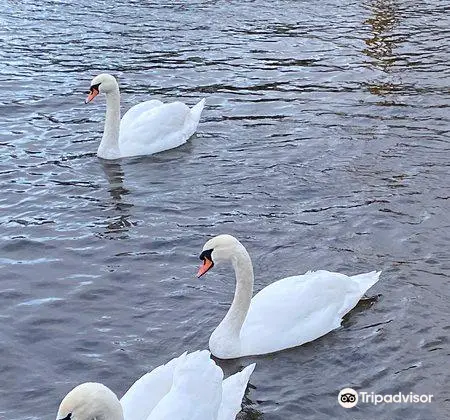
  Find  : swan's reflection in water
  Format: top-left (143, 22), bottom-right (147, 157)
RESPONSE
top-left (98, 159), bottom-right (135, 238)
top-left (214, 356), bottom-right (263, 419)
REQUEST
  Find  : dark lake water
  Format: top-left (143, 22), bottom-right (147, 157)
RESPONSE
top-left (1, 0), bottom-right (449, 419)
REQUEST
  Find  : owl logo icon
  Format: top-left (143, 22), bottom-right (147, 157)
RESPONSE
top-left (338, 388), bottom-right (358, 408)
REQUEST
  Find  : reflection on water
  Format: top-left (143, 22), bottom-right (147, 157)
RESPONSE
top-left (98, 159), bottom-right (134, 238)
top-left (100, 159), bottom-right (129, 204)
top-left (241, 391), bottom-right (264, 419)
top-left (364, 0), bottom-right (399, 71)
top-left (215, 358), bottom-right (263, 419)
top-left (363, 0), bottom-right (403, 98)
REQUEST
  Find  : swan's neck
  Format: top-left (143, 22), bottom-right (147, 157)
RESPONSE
top-left (98, 90), bottom-right (121, 159)
top-left (219, 246), bottom-right (254, 338)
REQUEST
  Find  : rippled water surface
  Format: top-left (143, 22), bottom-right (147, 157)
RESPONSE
top-left (1, 0), bottom-right (449, 419)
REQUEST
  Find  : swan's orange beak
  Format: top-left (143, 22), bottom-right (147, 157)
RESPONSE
top-left (85, 88), bottom-right (99, 104)
top-left (197, 257), bottom-right (213, 278)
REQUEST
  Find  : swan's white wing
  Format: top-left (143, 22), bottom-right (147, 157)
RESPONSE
top-left (217, 363), bottom-right (255, 420)
top-left (120, 100), bottom-right (164, 130)
top-left (147, 350), bottom-right (223, 420)
top-left (119, 101), bottom-right (203, 157)
top-left (120, 352), bottom-right (186, 420)
top-left (240, 270), bottom-right (381, 355)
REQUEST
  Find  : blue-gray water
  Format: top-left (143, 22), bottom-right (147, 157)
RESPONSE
top-left (0, 0), bottom-right (449, 419)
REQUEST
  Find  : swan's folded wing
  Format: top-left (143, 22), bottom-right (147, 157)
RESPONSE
top-left (119, 101), bottom-right (192, 149)
top-left (146, 350), bottom-right (223, 420)
top-left (240, 271), bottom-right (366, 355)
top-left (118, 99), bottom-right (204, 158)
top-left (217, 363), bottom-right (255, 420)
top-left (120, 352), bottom-right (187, 420)
top-left (120, 100), bottom-right (164, 131)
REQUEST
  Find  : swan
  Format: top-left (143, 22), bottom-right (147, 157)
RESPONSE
top-left (197, 234), bottom-right (381, 359)
top-left (56, 350), bottom-right (255, 420)
top-left (85, 73), bottom-right (205, 160)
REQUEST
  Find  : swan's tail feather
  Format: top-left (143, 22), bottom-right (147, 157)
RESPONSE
top-left (189, 98), bottom-right (206, 128)
top-left (217, 363), bottom-right (256, 420)
top-left (352, 270), bottom-right (381, 294)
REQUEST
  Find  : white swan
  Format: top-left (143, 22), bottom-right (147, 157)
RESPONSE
top-left (85, 73), bottom-right (205, 160)
top-left (197, 234), bottom-right (381, 359)
top-left (56, 350), bottom-right (255, 420)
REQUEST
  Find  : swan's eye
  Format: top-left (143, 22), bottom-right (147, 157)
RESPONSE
top-left (58, 413), bottom-right (72, 420)
top-left (89, 83), bottom-right (100, 94)
top-left (199, 249), bottom-right (213, 262)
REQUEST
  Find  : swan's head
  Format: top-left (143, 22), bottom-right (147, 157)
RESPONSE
top-left (85, 73), bottom-right (119, 103)
top-left (197, 234), bottom-right (244, 277)
top-left (56, 382), bottom-right (123, 420)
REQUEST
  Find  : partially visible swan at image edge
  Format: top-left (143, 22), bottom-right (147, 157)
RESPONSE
top-left (85, 73), bottom-right (205, 160)
top-left (197, 234), bottom-right (381, 359)
top-left (56, 350), bottom-right (255, 420)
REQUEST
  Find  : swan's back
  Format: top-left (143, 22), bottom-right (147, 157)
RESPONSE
top-left (240, 270), bottom-right (381, 355)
